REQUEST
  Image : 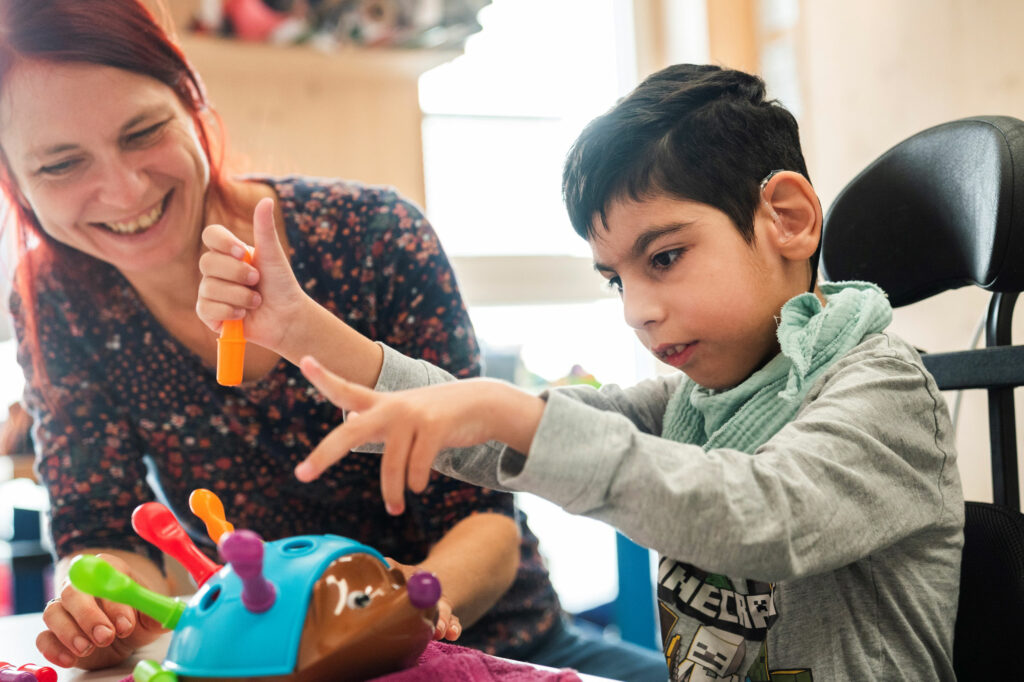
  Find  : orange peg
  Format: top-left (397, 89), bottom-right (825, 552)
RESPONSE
top-left (189, 488), bottom-right (235, 545)
top-left (216, 247), bottom-right (254, 386)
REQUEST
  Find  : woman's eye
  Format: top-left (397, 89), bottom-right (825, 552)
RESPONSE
top-left (651, 248), bottom-right (684, 269)
top-left (346, 591), bottom-right (372, 609)
top-left (125, 121), bottom-right (167, 144)
top-left (38, 158), bottom-right (81, 176)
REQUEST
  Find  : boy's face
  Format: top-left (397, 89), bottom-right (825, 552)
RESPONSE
top-left (590, 193), bottom-right (809, 390)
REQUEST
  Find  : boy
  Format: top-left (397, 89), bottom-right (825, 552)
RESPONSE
top-left (198, 64), bottom-right (963, 681)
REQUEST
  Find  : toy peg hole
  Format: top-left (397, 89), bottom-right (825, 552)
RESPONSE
top-left (281, 538), bottom-right (315, 555)
top-left (198, 585), bottom-right (222, 612)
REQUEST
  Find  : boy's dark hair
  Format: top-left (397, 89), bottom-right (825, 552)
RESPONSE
top-left (562, 64), bottom-right (810, 244)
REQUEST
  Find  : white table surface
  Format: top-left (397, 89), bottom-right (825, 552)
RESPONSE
top-left (0, 612), bottom-right (619, 681)
top-left (0, 613), bottom-right (168, 682)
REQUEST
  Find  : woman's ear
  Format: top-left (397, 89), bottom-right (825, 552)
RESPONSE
top-left (760, 171), bottom-right (822, 261)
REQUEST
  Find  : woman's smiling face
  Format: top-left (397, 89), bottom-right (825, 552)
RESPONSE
top-left (0, 59), bottom-right (210, 274)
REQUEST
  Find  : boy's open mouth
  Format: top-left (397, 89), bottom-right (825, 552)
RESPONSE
top-left (93, 191), bottom-right (171, 235)
top-left (655, 341), bottom-right (697, 364)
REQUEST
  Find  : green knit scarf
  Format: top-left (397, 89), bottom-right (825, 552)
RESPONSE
top-left (661, 281), bottom-right (892, 452)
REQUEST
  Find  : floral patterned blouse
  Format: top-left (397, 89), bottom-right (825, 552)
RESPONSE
top-left (12, 176), bottom-right (560, 655)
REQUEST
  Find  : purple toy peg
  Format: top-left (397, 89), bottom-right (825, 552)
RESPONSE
top-left (219, 529), bottom-right (276, 613)
top-left (16, 666), bottom-right (53, 682)
top-left (406, 571), bottom-right (441, 609)
top-left (0, 670), bottom-right (36, 682)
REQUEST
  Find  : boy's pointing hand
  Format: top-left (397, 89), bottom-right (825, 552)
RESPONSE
top-left (295, 356), bottom-right (546, 515)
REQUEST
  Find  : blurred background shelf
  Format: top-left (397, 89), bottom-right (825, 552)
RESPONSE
top-left (176, 33), bottom-right (461, 209)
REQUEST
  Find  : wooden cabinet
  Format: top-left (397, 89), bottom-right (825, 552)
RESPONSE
top-left (178, 35), bottom-right (459, 209)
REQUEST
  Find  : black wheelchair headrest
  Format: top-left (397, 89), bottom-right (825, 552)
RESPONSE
top-left (821, 116), bottom-right (1024, 307)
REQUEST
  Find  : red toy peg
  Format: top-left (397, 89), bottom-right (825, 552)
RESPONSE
top-left (16, 666), bottom-right (52, 682)
top-left (132, 502), bottom-right (222, 586)
top-left (0, 665), bottom-right (53, 682)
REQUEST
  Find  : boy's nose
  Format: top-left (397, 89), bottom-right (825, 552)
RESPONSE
top-left (621, 283), bottom-right (664, 330)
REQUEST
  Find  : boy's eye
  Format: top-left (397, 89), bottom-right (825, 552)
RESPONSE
top-left (651, 248), bottom-right (684, 269)
top-left (605, 276), bottom-right (623, 294)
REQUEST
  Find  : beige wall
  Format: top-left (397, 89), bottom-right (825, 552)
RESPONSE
top-left (794, 0), bottom-right (1024, 503)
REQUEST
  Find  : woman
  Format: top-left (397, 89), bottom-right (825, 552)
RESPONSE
top-left (0, 1), bottom-right (667, 679)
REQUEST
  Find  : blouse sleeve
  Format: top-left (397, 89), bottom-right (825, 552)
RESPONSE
top-left (10, 286), bottom-right (162, 566)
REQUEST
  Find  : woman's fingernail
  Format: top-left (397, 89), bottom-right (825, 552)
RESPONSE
top-left (57, 652), bottom-right (75, 668)
top-left (73, 636), bottom-right (91, 655)
top-left (92, 624), bottom-right (113, 644)
top-left (116, 616), bottom-right (132, 636)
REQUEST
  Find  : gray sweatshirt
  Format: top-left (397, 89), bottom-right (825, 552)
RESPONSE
top-left (370, 332), bottom-right (963, 681)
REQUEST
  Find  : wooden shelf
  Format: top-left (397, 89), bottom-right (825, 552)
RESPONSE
top-left (0, 454), bottom-right (35, 483)
top-left (173, 34), bottom-right (463, 208)
top-left (178, 34), bottom-right (461, 82)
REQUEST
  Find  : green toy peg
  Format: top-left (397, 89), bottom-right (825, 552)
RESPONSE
top-left (133, 660), bottom-right (178, 682)
top-left (68, 555), bottom-right (185, 629)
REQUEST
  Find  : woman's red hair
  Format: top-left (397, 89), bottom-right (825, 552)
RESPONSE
top-left (0, 0), bottom-right (232, 401)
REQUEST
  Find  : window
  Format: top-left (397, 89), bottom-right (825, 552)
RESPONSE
top-left (419, 0), bottom-right (653, 615)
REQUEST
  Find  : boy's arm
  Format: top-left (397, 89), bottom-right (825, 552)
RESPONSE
top-left (299, 335), bottom-right (960, 582)
top-left (501, 335), bottom-right (961, 581)
top-left (197, 197), bottom-right (384, 387)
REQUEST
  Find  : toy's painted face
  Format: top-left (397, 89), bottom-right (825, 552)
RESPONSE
top-left (293, 554), bottom-right (437, 682)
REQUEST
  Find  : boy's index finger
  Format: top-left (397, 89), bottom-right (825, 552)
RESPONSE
top-left (294, 414), bottom-right (376, 482)
top-left (300, 356), bottom-right (377, 412)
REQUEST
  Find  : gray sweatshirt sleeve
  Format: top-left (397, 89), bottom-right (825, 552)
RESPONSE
top-left (501, 333), bottom-right (961, 582)
top-left (370, 343), bottom-right (681, 488)
top-left (373, 337), bottom-right (959, 583)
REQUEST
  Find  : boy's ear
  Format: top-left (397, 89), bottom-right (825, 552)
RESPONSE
top-left (760, 171), bottom-right (822, 261)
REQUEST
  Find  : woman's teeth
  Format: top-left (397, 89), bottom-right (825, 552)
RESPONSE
top-left (105, 200), bottom-right (165, 234)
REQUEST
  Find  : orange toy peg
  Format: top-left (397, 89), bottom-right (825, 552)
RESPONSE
top-left (189, 488), bottom-right (235, 545)
top-left (217, 247), bottom-right (254, 386)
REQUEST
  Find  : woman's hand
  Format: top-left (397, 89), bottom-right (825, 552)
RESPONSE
top-left (197, 197), bottom-right (313, 356)
top-left (35, 553), bottom-right (167, 670)
top-left (387, 559), bottom-right (462, 641)
top-left (294, 356), bottom-right (545, 515)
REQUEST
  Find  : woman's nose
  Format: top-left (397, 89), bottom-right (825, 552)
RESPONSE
top-left (95, 157), bottom-right (147, 209)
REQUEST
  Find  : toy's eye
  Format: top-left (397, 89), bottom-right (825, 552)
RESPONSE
top-left (347, 591), bottom-right (372, 609)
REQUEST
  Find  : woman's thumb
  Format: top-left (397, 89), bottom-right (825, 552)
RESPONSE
top-left (252, 197), bottom-right (288, 268)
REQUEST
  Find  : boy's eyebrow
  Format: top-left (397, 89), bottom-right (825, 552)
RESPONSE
top-left (631, 223), bottom-right (693, 258)
top-left (594, 223), bottom-right (694, 272)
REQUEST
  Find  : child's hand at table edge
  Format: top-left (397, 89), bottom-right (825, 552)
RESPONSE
top-left (196, 196), bottom-right (314, 356)
top-left (294, 355), bottom-right (546, 515)
top-left (386, 558), bottom-right (462, 641)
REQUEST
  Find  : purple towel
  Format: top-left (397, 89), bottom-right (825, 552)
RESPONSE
top-left (118, 641), bottom-right (582, 681)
